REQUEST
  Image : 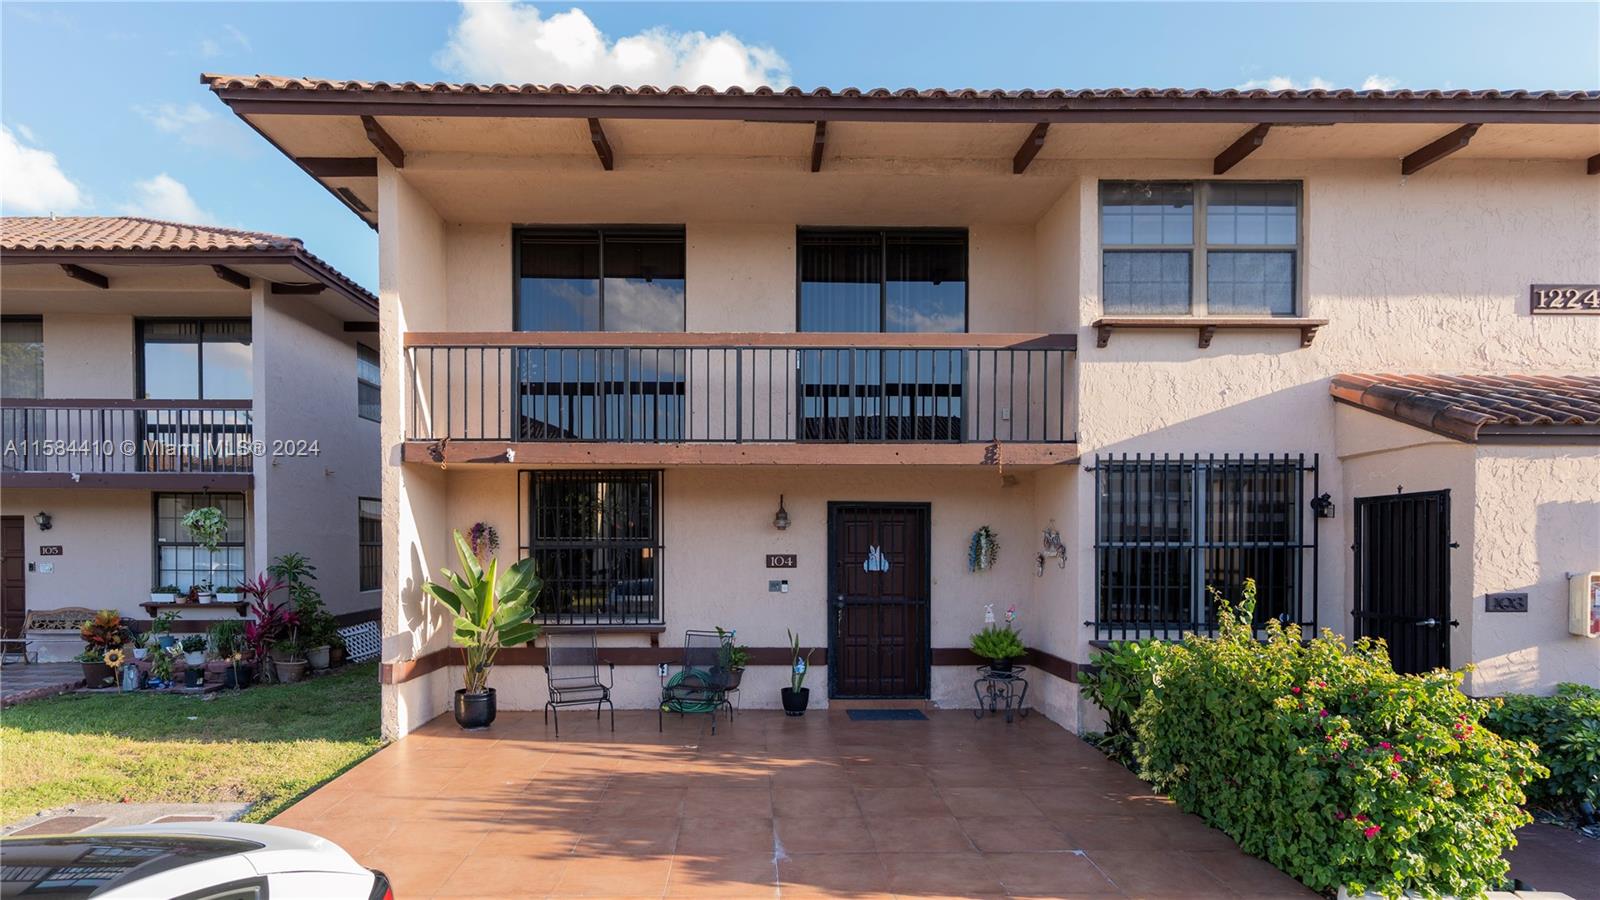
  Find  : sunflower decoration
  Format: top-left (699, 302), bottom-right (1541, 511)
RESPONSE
top-left (103, 648), bottom-right (125, 669)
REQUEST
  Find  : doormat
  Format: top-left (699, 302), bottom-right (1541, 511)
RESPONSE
top-left (846, 709), bottom-right (927, 721)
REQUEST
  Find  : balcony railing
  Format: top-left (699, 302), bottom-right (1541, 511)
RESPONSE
top-left (405, 332), bottom-right (1076, 446)
top-left (1, 399), bottom-right (254, 475)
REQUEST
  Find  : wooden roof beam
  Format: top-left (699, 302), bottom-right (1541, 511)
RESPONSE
top-left (1401, 124), bottom-right (1480, 175)
top-left (1214, 123), bottom-right (1272, 175)
top-left (1012, 123), bottom-right (1049, 174)
top-left (587, 117), bottom-right (614, 170)
top-left (1588, 153), bottom-right (1599, 175)
top-left (271, 282), bottom-right (326, 295)
top-left (810, 121), bottom-right (826, 172)
top-left (210, 265), bottom-right (250, 290)
top-left (360, 115), bottom-right (405, 169)
top-left (298, 157), bottom-right (378, 178)
top-left (59, 264), bottom-right (108, 289)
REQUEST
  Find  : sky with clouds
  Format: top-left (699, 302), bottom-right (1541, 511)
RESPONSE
top-left (3, 1), bottom-right (1596, 291)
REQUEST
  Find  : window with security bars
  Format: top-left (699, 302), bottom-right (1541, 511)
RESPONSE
top-left (358, 497), bottom-right (381, 591)
top-left (523, 470), bottom-right (662, 624)
top-left (154, 492), bottom-right (247, 591)
top-left (1093, 454), bottom-right (1317, 640)
top-left (357, 343), bottom-right (380, 422)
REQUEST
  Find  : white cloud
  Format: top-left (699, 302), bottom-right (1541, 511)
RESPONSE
top-left (1236, 74), bottom-right (1404, 92)
top-left (116, 173), bottom-right (215, 223)
top-left (199, 37), bottom-right (222, 58)
top-left (222, 24), bottom-right (250, 51)
top-left (135, 101), bottom-right (252, 153)
top-left (0, 123), bottom-right (86, 214)
top-left (435, 2), bottom-right (789, 89)
top-left (1236, 76), bottom-right (1336, 91)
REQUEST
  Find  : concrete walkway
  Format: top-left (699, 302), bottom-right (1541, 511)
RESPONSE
top-left (0, 662), bottom-right (82, 707)
top-left (1506, 823), bottom-right (1599, 898)
top-left (271, 709), bottom-right (1315, 898)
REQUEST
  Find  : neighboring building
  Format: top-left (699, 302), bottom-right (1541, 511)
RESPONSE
top-left (1, 217), bottom-right (381, 657)
top-left (205, 76), bottom-right (1600, 739)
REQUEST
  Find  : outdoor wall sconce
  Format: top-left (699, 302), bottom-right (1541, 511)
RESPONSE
top-left (33, 511), bottom-right (52, 531)
top-left (1310, 493), bottom-right (1336, 519)
top-left (773, 495), bottom-right (790, 531)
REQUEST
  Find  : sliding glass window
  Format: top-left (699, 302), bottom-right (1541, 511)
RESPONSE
top-left (513, 228), bottom-right (686, 440)
top-left (138, 319), bottom-right (252, 400)
top-left (797, 229), bottom-right (967, 441)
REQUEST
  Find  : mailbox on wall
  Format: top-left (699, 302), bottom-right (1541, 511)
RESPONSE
top-left (1570, 572), bottom-right (1600, 638)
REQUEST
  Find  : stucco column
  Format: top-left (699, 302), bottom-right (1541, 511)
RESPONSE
top-left (249, 279), bottom-right (270, 578)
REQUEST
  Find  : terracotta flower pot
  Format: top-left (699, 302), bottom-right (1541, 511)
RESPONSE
top-left (274, 659), bottom-right (308, 684)
top-left (80, 661), bottom-right (114, 687)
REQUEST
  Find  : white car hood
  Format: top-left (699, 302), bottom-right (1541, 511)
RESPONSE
top-left (93, 822), bottom-right (369, 876)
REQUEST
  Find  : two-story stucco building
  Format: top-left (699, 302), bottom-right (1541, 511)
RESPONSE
top-left (1, 217), bottom-right (382, 654)
top-left (204, 77), bottom-right (1599, 739)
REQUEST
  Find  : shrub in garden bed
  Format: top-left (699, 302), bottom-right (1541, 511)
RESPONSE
top-left (1084, 582), bottom-right (1545, 899)
top-left (1483, 682), bottom-right (1600, 813)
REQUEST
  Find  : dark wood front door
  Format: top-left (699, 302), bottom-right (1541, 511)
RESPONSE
top-left (1, 516), bottom-right (25, 639)
top-left (828, 503), bottom-right (930, 698)
top-left (1353, 490), bottom-right (1452, 675)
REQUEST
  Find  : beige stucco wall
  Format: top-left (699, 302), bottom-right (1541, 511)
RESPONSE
top-left (37, 314), bottom-right (137, 397)
top-left (382, 153), bottom-right (1599, 737)
top-left (251, 287), bottom-right (381, 615)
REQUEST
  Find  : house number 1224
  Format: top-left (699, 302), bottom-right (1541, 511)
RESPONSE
top-left (1530, 284), bottom-right (1600, 314)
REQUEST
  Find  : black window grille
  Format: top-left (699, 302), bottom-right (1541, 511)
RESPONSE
top-left (358, 497), bottom-right (382, 591)
top-left (153, 492), bottom-right (247, 591)
top-left (1092, 453), bottom-right (1318, 641)
top-left (521, 469), bottom-right (663, 625)
top-left (357, 343), bottom-right (381, 422)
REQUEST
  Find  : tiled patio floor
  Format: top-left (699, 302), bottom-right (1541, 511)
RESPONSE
top-left (270, 709), bottom-right (1316, 899)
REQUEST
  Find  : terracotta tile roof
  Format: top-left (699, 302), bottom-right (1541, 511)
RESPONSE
top-left (1, 216), bottom-right (375, 310)
top-left (1331, 374), bottom-right (1600, 442)
top-left (202, 75), bottom-right (1600, 103)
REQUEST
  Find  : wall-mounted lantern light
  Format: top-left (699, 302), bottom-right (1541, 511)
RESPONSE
top-left (33, 511), bottom-right (53, 531)
top-left (773, 495), bottom-right (790, 531)
top-left (1310, 493), bottom-right (1335, 519)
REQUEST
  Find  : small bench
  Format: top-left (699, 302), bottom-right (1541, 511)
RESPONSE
top-left (17, 607), bottom-right (96, 664)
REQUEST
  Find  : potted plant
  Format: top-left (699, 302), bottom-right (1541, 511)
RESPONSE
top-left (781, 629), bottom-right (814, 716)
top-left (970, 608), bottom-right (1026, 672)
top-left (148, 645), bottom-right (177, 690)
top-left (269, 553), bottom-right (334, 669)
top-left (273, 637), bottom-right (309, 683)
top-left (194, 581), bottom-right (217, 604)
top-left (150, 584), bottom-right (181, 604)
top-left (714, 626), bottom-right (748, 690)
top-left (180, 634), bottom-right (207, 668)
top-left (422, 529), bottom-right (543, 730)
top-left (239, 571), bottom-right (291, 682)
top-left (215, 584), bottom-right (243, 606)
top-left (150, 609), bottom-right (180, 648)
top-left (76, 647), bottom-right (113, 687)
top-left (327, 631), bottom-right (348, 669)
top-left (77, 610), bottom-right (127, 686)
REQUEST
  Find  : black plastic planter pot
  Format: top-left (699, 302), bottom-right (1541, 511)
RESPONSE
top-left (781, 687), bottom-right (810, 716)
top-left (989, 658), bottom-right (1013, 673)
top-left (455, 688), bottom-right (497, 730)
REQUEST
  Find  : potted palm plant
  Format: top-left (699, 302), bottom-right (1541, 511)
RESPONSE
top-left (781, 629), bottom-right (814, 716)
top-left (422, 529), bottom-right (543, 730)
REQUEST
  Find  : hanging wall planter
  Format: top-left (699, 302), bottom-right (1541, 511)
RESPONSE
top-left (968, 526), bottom-right (1000, 573)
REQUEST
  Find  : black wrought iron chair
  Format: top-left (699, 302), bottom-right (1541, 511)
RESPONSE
top-left (659, 629), bottom-right (738, 734)
top-left (542, 629), bottom-right (614, 737)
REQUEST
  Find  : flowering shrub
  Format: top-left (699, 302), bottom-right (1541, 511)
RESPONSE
top-left (1129, 594), bottom-right (1544, 898)
top-left (1483, 683), bottom-right (1600, 810)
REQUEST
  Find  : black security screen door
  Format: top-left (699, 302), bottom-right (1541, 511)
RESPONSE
top-left (798, 230), bottom-right (967, 441)
top-left (1353, 490), bottom-right (1453, 674)
top-left (828, 503), bottom-right (931, 699)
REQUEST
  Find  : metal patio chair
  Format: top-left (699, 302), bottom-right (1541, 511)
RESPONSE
top-left (542, 629), bottom-right (614, 737)
top-left (659, 629), bottom-right (737, 734)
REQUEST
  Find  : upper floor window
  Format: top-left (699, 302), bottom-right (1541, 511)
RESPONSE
top-left (1, 316), bottom-right (43, 398)
top-left (356, 343), bottom-right (380, 422)
top-left (138, 319), bottom-right (252, 400)
top-left (1100, 182), bottom-right (1300, 317)
top-left (515, 228), bottom-right (685, 332)
top-left (798, 229), bottom-right (967, 333)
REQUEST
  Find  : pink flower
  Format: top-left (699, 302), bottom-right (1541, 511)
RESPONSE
top-left (1355, 814), bottom-right (1369, 822)
top-left (1392, 753), bottom-right (1402, 763)
top-left (1291, 686), bottom-right (1301, 695)
top-left (1319, 709), bottom-right (1329, 718)
top-left (1334, 811), bottom-right (1347, 821)
top-left (1363, 825), bottom-right (1381, 839)
top-left (1379, 741), bottom-right (1391, 749)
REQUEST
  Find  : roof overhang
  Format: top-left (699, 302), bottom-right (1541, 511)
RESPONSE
top-left (1331, 373), bottom-right (1600, 445)
top-left (202, 75), bottom-right (1600, 229)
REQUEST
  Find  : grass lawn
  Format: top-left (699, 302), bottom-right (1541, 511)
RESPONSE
top-left (0, 663), bottom-right (382, 826)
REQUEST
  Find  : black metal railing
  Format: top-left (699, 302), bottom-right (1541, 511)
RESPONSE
top-left (1089, 452), bottom-right (1320, 642)
top-left (405, 333), bottom-right (1076, 446)
top-left (0, 400), bottom-right (254, 476)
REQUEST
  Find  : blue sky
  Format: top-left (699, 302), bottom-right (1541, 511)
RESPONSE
top-left (3, 1), bottom-right (1597, 291)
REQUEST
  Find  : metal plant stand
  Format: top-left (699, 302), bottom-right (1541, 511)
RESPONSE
top-left (973, 665), bottom-right (1029, 723)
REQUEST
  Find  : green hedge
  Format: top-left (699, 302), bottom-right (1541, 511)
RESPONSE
top-left (1083, 588), bottom-right (1545, 898)
top-left (1483, 683), bottom-right (1600, 810)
